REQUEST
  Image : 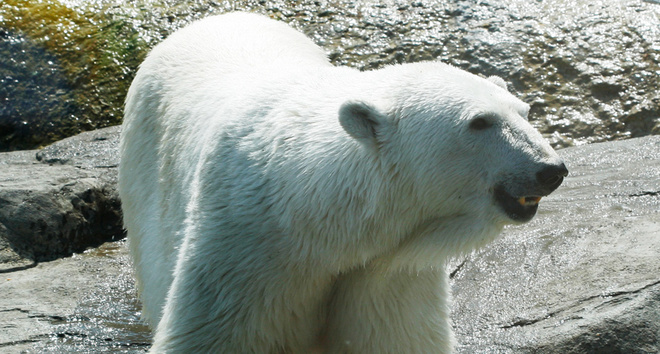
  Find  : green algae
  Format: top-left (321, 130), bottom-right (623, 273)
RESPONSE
top-left (0, 0), bottom-right (147, 150)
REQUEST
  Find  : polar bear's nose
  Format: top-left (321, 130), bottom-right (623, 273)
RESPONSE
top-left (536, 162), bottom-right (568, 192)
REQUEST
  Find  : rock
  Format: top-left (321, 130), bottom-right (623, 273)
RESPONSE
top-left (452, 135), bottom-right (660, 353)
top-left (2, 0), bottom-right (658, 150)
top-left (0, 125), bottom-right (133, 353)
top-left (0, 126), bottom-right (121, 266)
top-left (0, 129), bottom-right (658, 352)
top-left (36, 125), bottom-right (121, 175)
top-left (0, 241), bottom-right (150, 353)
top-left (0, 2), bottom-right (145, 151)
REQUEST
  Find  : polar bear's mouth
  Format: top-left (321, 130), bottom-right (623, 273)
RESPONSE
top-left (494, 186), bottom-right (541, 222)
top-left (517, 196), bottom-right (542, 206)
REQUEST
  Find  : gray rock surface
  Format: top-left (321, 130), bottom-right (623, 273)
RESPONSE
top-left (452, 135), bottom-right (660, 353)
top-left (0, 126), bottom-right (121, 266)
top-left (0, 241), bottom-right (150, 353)
top-left (0, 129), bottom-right (658, 352)
top-left (115, 0), bottom-right (660, 147)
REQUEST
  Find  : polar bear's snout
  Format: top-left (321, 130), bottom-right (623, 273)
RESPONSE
top-left (495, 160), bottom-right (568, 222)
top-left (536, 161), bottom-right (568, 193)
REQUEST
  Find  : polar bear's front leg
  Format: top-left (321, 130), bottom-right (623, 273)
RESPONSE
top-left (324, 265), bottom-right (454, 353)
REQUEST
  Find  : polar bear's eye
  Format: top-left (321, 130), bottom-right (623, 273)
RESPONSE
top-left (469, 116), bottom-right (493, 131)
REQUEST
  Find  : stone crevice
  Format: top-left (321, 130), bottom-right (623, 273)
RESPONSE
top-left (500, 279), bottom-right (660, 329)
top-left (628, 191), bottom-right (660, 198)
top-left (0, 261), bottom-right (38, 273)
top-left (0, 308), bottom-right (70, 324)
top-left (0, 337), bottom-right (45, 348)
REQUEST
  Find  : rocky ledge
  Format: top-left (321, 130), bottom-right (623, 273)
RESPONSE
top-left (0, 127), bottom-right (658, 352)
top-left (0, 126), bottom-right (122, 268)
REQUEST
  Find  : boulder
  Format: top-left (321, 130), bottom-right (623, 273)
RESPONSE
top-left (0, 126), bottom-right (121, 267)
top-left (2, 0), bottom-right (658, 150)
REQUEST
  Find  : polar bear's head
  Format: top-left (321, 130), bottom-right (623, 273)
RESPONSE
top-left (339, 62), bottom-right (567, 229)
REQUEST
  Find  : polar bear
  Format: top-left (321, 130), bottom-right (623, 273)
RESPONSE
top-left (119, 12), bottom-right (567, 353)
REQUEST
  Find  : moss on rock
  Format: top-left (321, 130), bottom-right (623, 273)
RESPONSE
top-left (0, 0), bottom-right (147, 150)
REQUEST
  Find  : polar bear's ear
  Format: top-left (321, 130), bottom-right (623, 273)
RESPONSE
top-left (487, 76), bottom-right (508, 91)
top-left (339, 101), bottom-right (387, 148)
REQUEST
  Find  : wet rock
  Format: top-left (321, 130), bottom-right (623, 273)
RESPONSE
top-left (0, 126), bottom-right (121, 265)
top-left (0, 30), bottom-right (74, 151)
top-left (452, 135), bottom-right (660, 353)
top-left (0, 241), bottom-right (150, 353)
top-left (36, 125), bottom-right (121, 174)
top-left (0, 1), bottom-right (146, 151)
top-left (2, 0), bottom-right (658, 150)
top-left (0, 128), bottom-right (658, 352)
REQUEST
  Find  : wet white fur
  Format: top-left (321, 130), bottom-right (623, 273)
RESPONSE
top-left (119, 12), bottom-right (560, 353)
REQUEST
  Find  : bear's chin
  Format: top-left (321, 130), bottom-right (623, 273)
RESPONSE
top-left (494, 185), bottom-right (540, 223)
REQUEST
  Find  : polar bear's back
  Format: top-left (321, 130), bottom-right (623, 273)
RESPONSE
top-left (148, 12), bottom-right (330, 78)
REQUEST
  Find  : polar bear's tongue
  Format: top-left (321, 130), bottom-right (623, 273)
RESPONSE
top-left (518, 196), bottom-right (542, 206)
